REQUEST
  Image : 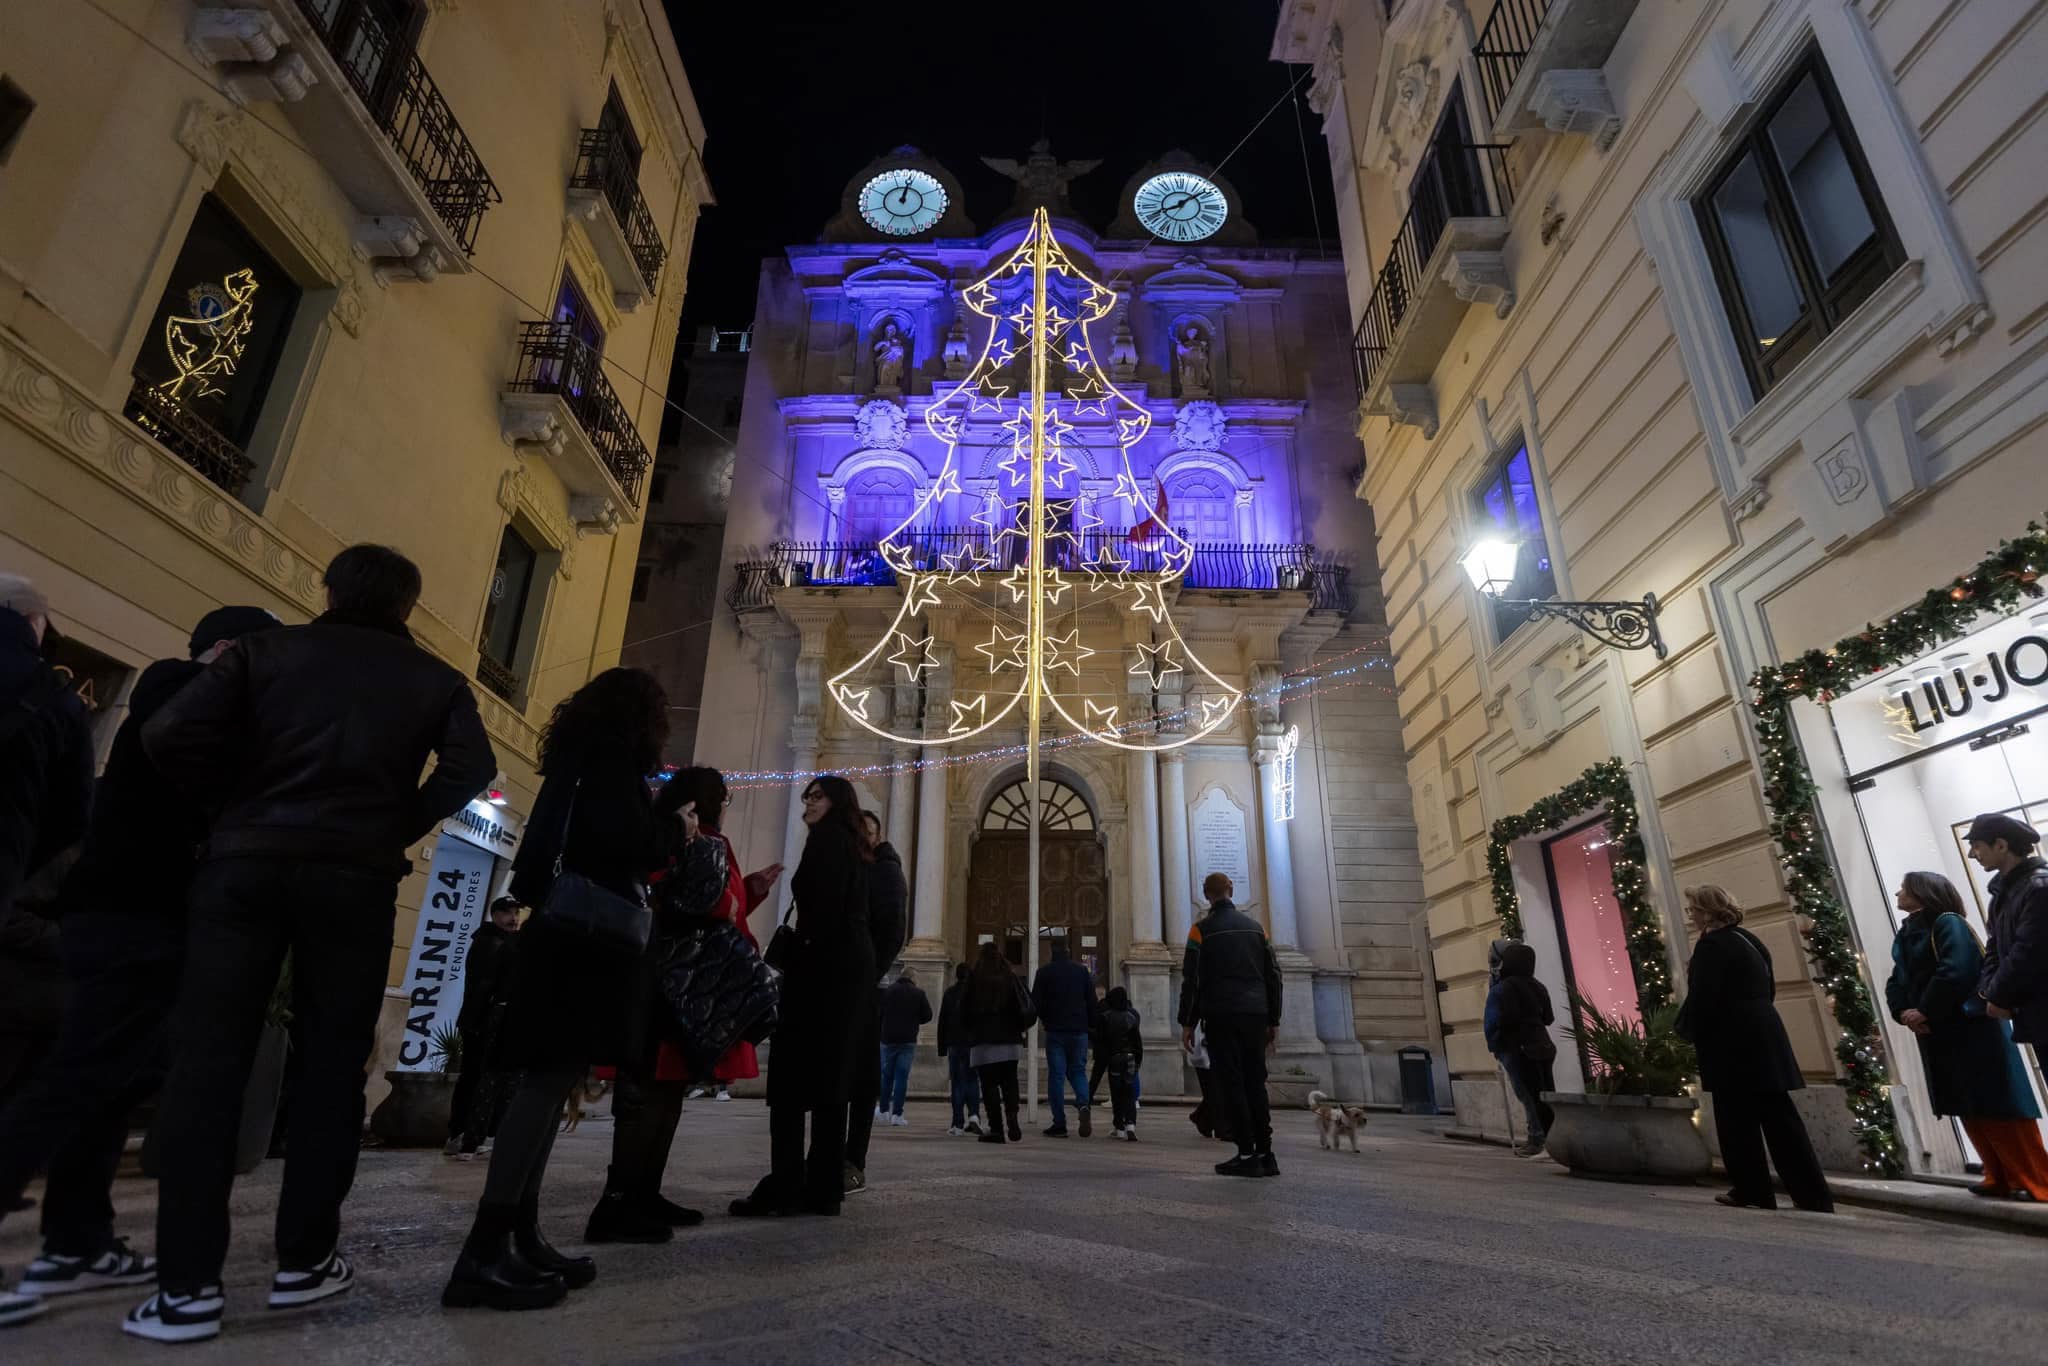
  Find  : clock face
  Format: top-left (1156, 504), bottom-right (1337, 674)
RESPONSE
top-left (1134, 171), bottom-right (1228, 242)
top-left (859, 168), bottom-right (948, 237)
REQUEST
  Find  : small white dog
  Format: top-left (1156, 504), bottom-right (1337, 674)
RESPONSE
top-left (1308, 1090), bottom-right (1368, 1152)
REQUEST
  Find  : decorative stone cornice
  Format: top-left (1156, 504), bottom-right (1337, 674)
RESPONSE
top-left (496, 466), bottom-right (576, 578)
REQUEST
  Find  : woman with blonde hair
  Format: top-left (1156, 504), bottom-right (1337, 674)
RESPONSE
top-left (1674, 884), bottom-right (1833, 1212)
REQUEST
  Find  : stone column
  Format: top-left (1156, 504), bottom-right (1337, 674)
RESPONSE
top-left (1159, 750), bottom-right (1193, 947)
top-left (1253, 747), bottom-right (1300, 950)
top-left (886, 744), bottom-right (916, 858)
top-left (1127, 747), bottom-right (1163, 945)
top-left (911, 755), bottom-right (948, 947)
top-left (1251, 661), bottom-right (1323, 1094)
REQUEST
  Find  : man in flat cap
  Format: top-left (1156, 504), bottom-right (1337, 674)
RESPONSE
top-left (1966, 812), bottom-right (2048, 1048)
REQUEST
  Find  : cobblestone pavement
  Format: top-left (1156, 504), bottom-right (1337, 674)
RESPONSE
top-left (7, 1100), bottom-right (2046, 1364)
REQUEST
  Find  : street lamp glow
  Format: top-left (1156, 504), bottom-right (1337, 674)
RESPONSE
top-left (1459, 537), bottom-right (1521, 597)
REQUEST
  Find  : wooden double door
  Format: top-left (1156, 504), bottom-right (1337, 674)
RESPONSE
top-left (964, 832), bottom-right (1110, 978)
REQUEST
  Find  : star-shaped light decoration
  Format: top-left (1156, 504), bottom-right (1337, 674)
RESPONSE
top-left (1083, 542), bottom-right (1131, 593)
top-left (947, 695), bottom-right (988, 735)
top-left (1129, 639), bottom-right (1182, 688)
top-left (1127, 579), bottom-right (1171, 622)
top-left (1084, 700), bottom-right (1121, 736)
top-left (902, 574), bottom-right (942, 613)
top-left (940, 544), bottom-right (993, 586)
top-left (1200, 696), bottom-right (1236, 727)
top-left (1042, 628), bottom-right (1094, 675)
top-left (1000, 566), bottom-right (1070, 605)
top-left (835, 685), bottom-right (872, 719)
top-left (887, 632), bottom-right (940, 679)
top-left (975, 626), bottom-right (1028, 673)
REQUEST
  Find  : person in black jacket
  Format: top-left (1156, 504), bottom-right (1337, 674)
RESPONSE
top-left (0, 605), bottom-right (276, 1327)
top-left (1492, 942), bottom-right (1557, 1156)
top-left (1178, 873), bottom-right (1283, 1177)
top-left (1968, 813), bottom-right (2048, 1048)
top-left (133, 546), bottom-right (494, 1343)
top-left (876, 966), bottom-right (932, 1125)
top-left (731, 775), bottom-right (873, 1217)
top-left (1032, 936), bottom-right (1096, 1137)
top-left (937, 962), bottom-right (982, 1135)
top-left (445, 896), bottom-right (523, 1158)
top-left (1095, 986), bottom-right (1143, 1141)
top-left (444, 667), bottom-right (679, 1312)
top-left (1675, 884), bottom-right (1833, 1213)
top-left (965, 941), bottom-right (1030, 1144)
top-left (843, 811), bottom-right (907, 1193)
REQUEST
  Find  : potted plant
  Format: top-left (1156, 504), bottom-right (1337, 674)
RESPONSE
top-left (368, 1021), bottom-right (462, 1147)
top-left (1541, 999), bottom-right (1711, 1180)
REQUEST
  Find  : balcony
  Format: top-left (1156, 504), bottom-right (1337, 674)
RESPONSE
top-left (727, 531), bottom-right (1351, 615)
top-left (1351, 141), bottom-right (1517, 438)
top-left (187, 2), bottom-right (501, 281)
top-left (1473, 0), bottom-right (1636, 146)
top-left (122, 377), bottom-right (257, 496)
top-left (566, 129), bottom-right (667, 309)
top-left (499, 322), bottom-right (651, 533)
top-left (474, 650), bottom-right (520, 703)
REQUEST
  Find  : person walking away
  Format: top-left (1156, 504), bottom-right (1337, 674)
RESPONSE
top-left (133, 546), bottom-right (494, 1342)
top-left (965, 942), bottom-right (1031, 1144)
top-left (730, 776), bottom-right (873, 1216)
top-left (1031, 936), bottom-right (1096, 1137)
top-left (446, 897), bottom-right (523, 1158)
top-left (1481, 937), bottom-right (1529, 1147)
top-left (0, 606), bottom-right (276, 1329)
top-left (1178, 873), bottom-right (1282, 1177)
top-left (1674, 884), bottom-right (1833, 1213)
top-left (675, 767), bottom-right (779, 1103)
top-left (1095, 987), bottom-right (1143, 1140)
top-left (1885, 870), bottom-right (2048, 1200)
top-left (937, 963), bottom-right (981, 1135)
top-left (843, 811), bottom-right (906, 1195)
top-left (1969, 814), bottom-right (2048, 1052)
top-left (1491, 942), bottom-right (1557, 1157)
top-left (876, 965), bottom-right (931, 1127)
top-left (442, 668), bottom-right (679, 1311)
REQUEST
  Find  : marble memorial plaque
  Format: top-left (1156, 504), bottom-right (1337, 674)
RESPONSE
top-left (1189, 784), bottom-right (1252, 905)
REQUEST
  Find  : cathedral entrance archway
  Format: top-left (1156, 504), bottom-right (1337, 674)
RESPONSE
top-left (965, 775), bottom-right (1110, 979)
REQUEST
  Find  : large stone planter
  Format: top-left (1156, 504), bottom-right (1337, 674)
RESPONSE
top-left (368, 1069), bottom-right (458, 1147)
top-left (1541, 1091), bottom-right (1711, 1181)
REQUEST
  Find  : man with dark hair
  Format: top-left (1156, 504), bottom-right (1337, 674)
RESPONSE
top-left (0, 606), bottom-right (277, 1329)
top-left (1179, 872), bottom-right (1283, 1178)
top-left (1031, 935), bottom-right (1096, 1137)
top-left (445, 897), bottom-right (523, 1158)
top-left (937, 961), bottom-right (981, 1136)
top-left (1970, 813), bottom-right (2048, 1046)
top-left (124, 546), bottom-right (494, 1343)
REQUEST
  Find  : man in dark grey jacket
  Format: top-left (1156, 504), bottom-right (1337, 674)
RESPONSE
top-left (1178, 873), bottom-right (1283, 1177)
top-left (126, 545), bottom-right (494, 1344)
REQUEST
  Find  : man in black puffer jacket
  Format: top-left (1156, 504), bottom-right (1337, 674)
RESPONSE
top-left (130, 546), bottom-right (494, 1343)
top-left (844, 812), bottom-right (909, 1193)
top-left (1178, 873), bottom-right (1283, 1177)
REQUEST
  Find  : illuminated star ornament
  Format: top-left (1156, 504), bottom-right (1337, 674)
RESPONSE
top-left (824, 208), bottom-right (1243, 757)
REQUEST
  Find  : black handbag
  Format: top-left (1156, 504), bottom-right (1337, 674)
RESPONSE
top-left (655, 917), bottom-right (781, 1076)
top-left (535, 778), bottom-right (651, 952)
top-left (762, 901), bottom-right (799, 974)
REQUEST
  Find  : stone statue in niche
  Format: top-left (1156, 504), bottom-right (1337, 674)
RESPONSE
top-left (1175, 324), bottom-right (1212, 397)
top-left (872, 321), bottom-right (908, 394)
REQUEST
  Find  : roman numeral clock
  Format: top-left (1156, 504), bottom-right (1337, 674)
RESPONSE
top-left (1132, 170), bottom-right (1228, 242)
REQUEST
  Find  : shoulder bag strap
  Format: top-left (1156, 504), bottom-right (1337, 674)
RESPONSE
top-left (551, 777), bottom-right (582, 878)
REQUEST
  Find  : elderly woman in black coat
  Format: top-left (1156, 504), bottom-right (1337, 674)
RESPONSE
top-left (1676, 885), bottom-right (1833, 1213)
top-left (444, 668), bottom-right (679, 1312)
top-left (731, 774), bottom-right (872, 1217)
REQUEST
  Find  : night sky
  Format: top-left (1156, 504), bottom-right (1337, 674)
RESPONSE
top-left (664, 0), bottom-right (1338, 360)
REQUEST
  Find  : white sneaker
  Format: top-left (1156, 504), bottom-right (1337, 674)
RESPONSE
top-left (874, 1105), bottom-right (885, 1119)
top-left (947, 1125), bottom-right (964, 1136)
top-left (891, 1113), bottom-right (907, 1127)
top-left (963, 1117), bottom-right (982, 1135)
top-left (688, 1087), bottom-right (710, 1100)
top-left (17, 1238), bottom-right (156, 1297)
top-left (441, 1137), bottom-right (461, 1157)
top-left (267, 1250), bottom-right (353, 1309)
top-left (1, 1288), bottom-right (46, 1327)
top-left (1125, 1125), bottom-right (1138, 1142)
top-left (716, 1087), bottom-right (732, 1102)
top-left (123, 1286), bottom-right (224, 1343)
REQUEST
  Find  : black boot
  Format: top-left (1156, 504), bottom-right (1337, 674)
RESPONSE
top-left (515, 1195), bottom-right (595, 1290)
top-left (584, 1167), bottom-right (674, 1244)
top-left (444, 1206), bottom-right (567, 1311)
top-left (728, 1173), bottom-right (799, 1218)
top-left (646, 1192), bottom-right (705, 1227)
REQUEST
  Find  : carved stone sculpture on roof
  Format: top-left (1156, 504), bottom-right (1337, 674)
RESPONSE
top-left (1174, 324), bottom-right (1212, 398)
top-left (979, 139), bottom-right (1102, 220)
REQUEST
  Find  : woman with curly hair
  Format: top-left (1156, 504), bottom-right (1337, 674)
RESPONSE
top-left (444, 668), bottom-right (680, 1311)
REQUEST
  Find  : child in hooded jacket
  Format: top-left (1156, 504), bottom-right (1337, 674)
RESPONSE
top-left (1094, 987), bottom-right (1144, 1140)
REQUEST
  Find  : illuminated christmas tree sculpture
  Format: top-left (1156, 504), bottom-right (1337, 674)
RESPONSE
top-left (828, 208), bottom-right (1244, 1024)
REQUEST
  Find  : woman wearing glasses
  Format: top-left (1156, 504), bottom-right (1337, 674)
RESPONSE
top-left (731, 774), bottom-right (873, 1216)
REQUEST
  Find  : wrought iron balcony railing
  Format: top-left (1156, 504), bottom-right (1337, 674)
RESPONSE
top-left (504, 322), bottom-right (652, 504)
top-left (1351, 141), bottom-right (1516, 399)
top-left (122, 377), bottom-right (257, 497)
top-left (291, 0), bottom-right (500, 254)
top-left (1474, 0), bottom-right (1553, 132)
top-left (569, 128), bottom-right (666, 291)
top-left (474, 650), bottom-right (520, 702)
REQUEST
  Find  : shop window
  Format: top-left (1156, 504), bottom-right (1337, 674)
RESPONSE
top-left (1471, 440), bottom-right (1555, 645)
top-left (1542, 817), bottom-right (1643, 1058)
top-left (477, 524), bottom-right (545, 701)
top-left (125, 193), bottom-right (304, 500)
top-left (0, 76), bottom-right (32, 166)
top-left (1694, 51), bottom-right (1902, 397)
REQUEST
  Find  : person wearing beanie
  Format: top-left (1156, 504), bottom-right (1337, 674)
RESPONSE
top-left (1968, 813), bottom-right (2048, 1048)
top-left (0, 603), bottom-right (277, 1330)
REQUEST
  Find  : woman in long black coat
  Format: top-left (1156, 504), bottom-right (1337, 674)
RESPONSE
top-left (731, 774), bottom-right (872, 1216)
top-left (1884, 870), bottom-right (2048, 1199)
top-left (444, 668), bottom-right (678, 1312)
top-left (1676, 884), bottom-right (1833, 1212)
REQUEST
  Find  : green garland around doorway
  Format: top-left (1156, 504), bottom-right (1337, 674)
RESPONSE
top-left (1486, 758), bottom-right (1673, 1010)
top-left (1748, 518), bottom-right (2048, 1177)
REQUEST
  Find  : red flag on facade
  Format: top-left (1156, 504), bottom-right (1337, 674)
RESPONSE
top-left (1129, 478), bottom-right (1170, 548)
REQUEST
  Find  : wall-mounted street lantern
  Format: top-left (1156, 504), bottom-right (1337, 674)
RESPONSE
top-left (1458, 537), bottom-right (1667, 659)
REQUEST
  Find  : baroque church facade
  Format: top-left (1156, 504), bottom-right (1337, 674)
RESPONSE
top-left (687, 145), bottom-right (1434, 1102)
